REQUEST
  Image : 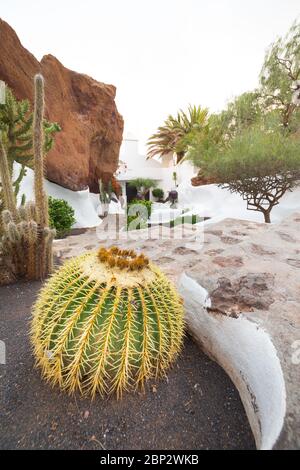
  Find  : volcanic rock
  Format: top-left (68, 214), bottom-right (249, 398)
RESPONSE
top-left (0, 18), bottom-right (124, 192)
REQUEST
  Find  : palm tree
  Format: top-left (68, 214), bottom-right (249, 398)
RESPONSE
top-left (147, 105), bottom-right (208, 164)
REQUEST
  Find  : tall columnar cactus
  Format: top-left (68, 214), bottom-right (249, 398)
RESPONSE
top-left (33, 75), bottom-right (48, 228)
top-left (31, 246), bottom-right (185, 398)
top-left (0, 74), bottom-right (55, 283)
top-left (33, 74), bottom-right (52, 278)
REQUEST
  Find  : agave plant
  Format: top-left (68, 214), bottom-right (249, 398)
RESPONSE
top-left (31, 246), bottom-right (185, 398)
top-left (147, 105), bottom-right (209, 164)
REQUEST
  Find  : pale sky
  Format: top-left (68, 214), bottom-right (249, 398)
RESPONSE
top-left (1, 0), bottom-right (300, 152)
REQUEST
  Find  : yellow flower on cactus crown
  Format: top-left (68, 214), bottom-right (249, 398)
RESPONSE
top-left (31, 246), bottom-right (185, 398)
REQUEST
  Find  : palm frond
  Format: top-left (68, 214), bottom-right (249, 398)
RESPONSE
top-left (147, 105), bottom-right (209, 163)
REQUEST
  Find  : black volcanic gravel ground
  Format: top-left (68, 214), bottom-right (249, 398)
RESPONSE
top-left (0, 280), bottom-right (255, 450)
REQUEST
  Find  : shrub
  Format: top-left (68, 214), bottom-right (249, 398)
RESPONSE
top-left (169, 214), bottom-right (202, 227)
top-left (152, 188), bottom-right (164, 201)
top-left (126, 199), bottom-right (152, 230)
top-left (31, 246), bottom-right (185, 398)
top-left (201, 127), bottom-right (300, 223)
top-left (48, 196), bottom-right (75, 238)
top-left (128, 178), bottom-right (157, 199)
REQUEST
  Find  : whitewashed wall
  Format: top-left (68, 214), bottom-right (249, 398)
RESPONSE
top-left (117, 136), bottom-right (196, 197)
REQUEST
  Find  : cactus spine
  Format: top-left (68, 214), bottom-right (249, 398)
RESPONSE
top-left (0, 75), bottom-right (55, 283)
top-left (31, 247), bottom-right (185, 398)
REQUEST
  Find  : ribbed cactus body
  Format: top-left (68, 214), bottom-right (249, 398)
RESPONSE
top-left (31, 247), bottom-right (185, 398)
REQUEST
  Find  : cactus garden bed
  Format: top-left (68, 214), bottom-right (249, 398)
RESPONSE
top-left (0, 280), bottom-right (255, 450)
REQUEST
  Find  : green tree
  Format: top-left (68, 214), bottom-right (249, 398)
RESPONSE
top-left (147, 105), bottom-right (209, 164)
top-left (201, 127), bottom-right (300, 223)
top-left (260, 20), bottom-right (300, 130)
top-left (187, 92), bottom-right (262, 172)
top-left (128, 178), bottom-right (157, 200)
top-left (221, 91), bottom-right (262, 139)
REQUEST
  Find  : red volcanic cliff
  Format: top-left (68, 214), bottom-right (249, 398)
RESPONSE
top-left (0, 19), bottom-right (124, 192)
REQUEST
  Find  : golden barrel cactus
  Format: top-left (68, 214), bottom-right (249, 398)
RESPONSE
top-left (31, 247), bottom-right (185, 398)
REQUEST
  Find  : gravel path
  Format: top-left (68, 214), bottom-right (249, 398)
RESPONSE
top-left (0, 281), bottom-right (255, 450)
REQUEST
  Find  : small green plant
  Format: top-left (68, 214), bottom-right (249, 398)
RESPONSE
top-left (98, 178), bottom-right (118, 218)
top-left (169, 213), bottom-right (202, 228)
top-left (128, 178), bottom-right (157, 200)
top-left (127, 199), bottom-right (152, 230)
top-left (31, 246), bottom-right (185, 398)
top-left (48, 196), bottom-right (75, 238)
top-left (152, 188), bottom-right (164, 201)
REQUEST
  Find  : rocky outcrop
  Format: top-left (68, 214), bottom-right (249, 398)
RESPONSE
top-left (0, 19), bottom-right (124, 192)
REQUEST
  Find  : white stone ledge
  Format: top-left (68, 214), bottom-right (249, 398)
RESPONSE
top-left (179, 273), bottom-right (286, 450)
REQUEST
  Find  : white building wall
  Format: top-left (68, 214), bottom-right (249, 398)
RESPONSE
top-left (118, 136), bottom-right (196, 198)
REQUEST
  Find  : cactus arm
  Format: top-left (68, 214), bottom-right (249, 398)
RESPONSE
top-left (13, 162), bottom-right (26, 185)
top-left (13, 116), bottom-right (33, 139)
top-left (20, 194), bottom-right (26, 206)
top-left (44, 227), bottom-right (55, 275)
top-left (32, 74), bottom-right (53, 279)
top-left (0, 134), bottom-right (17, 218)
top-left (33, 74), bottom-right (48, 227)
top-left (13, 163), bottom-right (27, 205)
top-left (26, 221), bottom-right (38, 279)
